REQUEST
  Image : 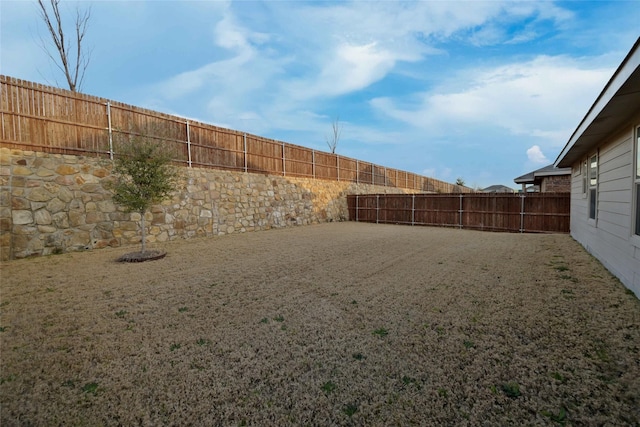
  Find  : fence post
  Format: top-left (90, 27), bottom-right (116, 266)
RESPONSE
top-left (337, 155), bottom-right (340, 181)
top-left (186, 120), bottom-right (192, 168)
top-left (243, 133), bottom-right (248, 173)
top-left (355, 195), bottom-right (359, 222)
top-left (376, 195), bottom-right (380, 224)
top-left (384, 167), bottom-right (387, 187)
top-left (520, 194), bottom-right (525, 233)
top-left (356, 160), bottom-right (359, 184)
top-left (106, 102), bottom-right (113, 160)
top-left (411, 194), bottom-right (415, 226)
top-left (282, 141), bottom-right (286, 176)
top-left (312, 150), bottom-right (315, 179)
top-left (459, 194), bottom-right (463, 229)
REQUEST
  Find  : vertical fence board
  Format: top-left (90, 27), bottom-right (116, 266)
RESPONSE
top-left (378, 194), bottom-right (412, 224)
top-left (414, 194), bottom-right (459, 227)
top-left (0, 76), bottom-right (475, 192)
top-left (284, 144), bottom-right (313, 178)
top-left (338, 157), bottom-right (357, 183)
top-left (314, 151), bottom-right (338, 180)
top-left (348, 193), bottom-right (570, 233)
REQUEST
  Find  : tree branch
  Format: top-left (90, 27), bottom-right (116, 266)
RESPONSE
top-left (36, 0), bottom-right (91, 92)
top-left (325, 115), bottom-right (343, 154)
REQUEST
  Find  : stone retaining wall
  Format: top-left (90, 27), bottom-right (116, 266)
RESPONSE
top-left (0, 148), bottom-right (411, 260)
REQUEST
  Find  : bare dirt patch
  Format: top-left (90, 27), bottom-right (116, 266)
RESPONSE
top-left (1, 223), bottom-right (639, 425)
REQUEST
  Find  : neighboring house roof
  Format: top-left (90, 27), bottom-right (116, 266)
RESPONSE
top-left (514, 164), bottom-right (571, 185)
top-left (555, 37), bottom-right (640, 168)
top-left (482, 185), bottom-right (515, 193)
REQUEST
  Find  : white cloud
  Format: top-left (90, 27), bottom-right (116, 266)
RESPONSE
top-left (214, 13), bottom-right (269, 52)
top-left (330, 42), bottom-right (398, 91)
top-left (126, 0), bottom-right (592, 153)
top-left (371, 55), bottom-right (613, 147)
top-left (526, 145), bottom-right (549, 164)
top-left (284, 42), bottom-right (409, 100)
top-left (272, 0), bottom-right (573, 102)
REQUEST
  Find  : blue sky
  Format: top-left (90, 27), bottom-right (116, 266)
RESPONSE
top-left (1, 1), bottom-right (638, 189)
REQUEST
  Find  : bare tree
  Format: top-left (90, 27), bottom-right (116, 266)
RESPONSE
top-left (36, 0), bottom-right (91, 92)
top-left (325, 116), bottom-right (343, 154)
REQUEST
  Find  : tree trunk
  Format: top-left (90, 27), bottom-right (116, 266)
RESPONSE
top-left (140, 211), bottom-right (146, 253)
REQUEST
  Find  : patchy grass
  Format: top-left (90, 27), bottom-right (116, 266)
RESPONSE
top-left (342, 403), bottom-right (358, 417)
top-left (372, 327), bottom-right (389, 337)
top-left (196, 338), bottom-right (209, 346)
top-left (82, 382), bottom-right (99, 395)
top-left (541, 407), bottom-right (568, 425)
top-left (321, 381), bottom-right (336, 395)
top-left (501, 382), bottom-right (521, 399)
top-left (1, 223), bottom-right (638, 425)
top-left (550, 372), bottom-right (566, 383)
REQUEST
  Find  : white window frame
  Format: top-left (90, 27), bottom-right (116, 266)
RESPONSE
top-left (588, 152), bottom-right (598, 223)
top-left (582, 158), bottom-right (588, 198)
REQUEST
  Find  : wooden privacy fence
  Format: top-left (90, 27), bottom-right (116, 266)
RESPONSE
top-left (0, 75), bottom-right (471, 193)
top-left (347, 193), bottom-right (570, 233)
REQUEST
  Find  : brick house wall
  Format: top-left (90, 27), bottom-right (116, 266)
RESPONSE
top-left (541, 175), bottom-right (571, 192)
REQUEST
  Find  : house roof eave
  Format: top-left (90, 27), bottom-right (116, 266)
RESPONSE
top-left (555, 37), bottom-right (640, 168)
top-left (533, 167), bottom-right (572, 177)
top-left (514, 164), bottom-right (571, 184)
top-left (514, 173), bottom-right (534, 184)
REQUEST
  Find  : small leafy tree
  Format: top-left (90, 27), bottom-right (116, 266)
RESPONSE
top-left (110, 132), bottom-right (180, 255)
top-left (455, 177), bottom-right (465, 187)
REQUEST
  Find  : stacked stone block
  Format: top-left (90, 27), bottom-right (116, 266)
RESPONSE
top-left (0, 148), bottom-right (409, 260)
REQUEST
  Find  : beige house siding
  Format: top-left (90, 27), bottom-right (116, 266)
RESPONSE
top-left (569, 113), bottom-right (640, 297)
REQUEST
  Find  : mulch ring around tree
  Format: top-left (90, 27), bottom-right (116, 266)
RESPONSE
top-left (116, 249), bottom-right (166, 263)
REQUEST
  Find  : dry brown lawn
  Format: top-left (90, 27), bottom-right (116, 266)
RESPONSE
top-left (1, 223), bottom-right (639, 426)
